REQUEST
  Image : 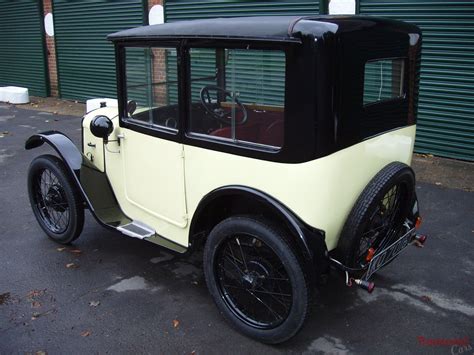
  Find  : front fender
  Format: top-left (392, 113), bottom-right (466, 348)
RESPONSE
top-left (25, 131), bottom-right (130, 228)
top-left (25, 131), bottom-right (82, 173)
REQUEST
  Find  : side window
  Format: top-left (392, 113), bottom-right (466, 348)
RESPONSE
top-left (188, 47), bottom-right (286, 149)
top-left (125, 47), bottom-right (179, 131)
top-left (363, 58), bottom-right (405, 106)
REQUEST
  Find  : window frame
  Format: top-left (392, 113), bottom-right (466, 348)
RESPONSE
top-left (117, 41), bottom-right (183, 143)
top-left (124, 46), bottom-right (181, 134)
top-left (182, 41), bottom-right (288, 153)
top-left (362, 56), bottom-right (408, 108)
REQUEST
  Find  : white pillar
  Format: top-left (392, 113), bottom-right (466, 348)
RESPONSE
top-left (329, 0), bottom-right (356, 15)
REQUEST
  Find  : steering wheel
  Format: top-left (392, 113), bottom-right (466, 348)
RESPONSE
top-left (200, 85), bottom-right (247, 125)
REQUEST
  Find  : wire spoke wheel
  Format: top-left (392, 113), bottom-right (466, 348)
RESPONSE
top-left (33, 168), bottom-right (70, 234)
top-left (28, 155), bottom-right (84, 244)
top-left (216, 234), bottom-right (293, 329)
top-left (204, 217), bottom-right (309, 344)
top-left (355, 183), bottom-right (407, 267)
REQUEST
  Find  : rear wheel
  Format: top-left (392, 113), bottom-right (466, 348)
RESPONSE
top-left (203, 216), bottom-right (309, 344)
top-left (337, 162), bottom-right (415, 269)
top-left (27, 154), bottom-right (84, 244)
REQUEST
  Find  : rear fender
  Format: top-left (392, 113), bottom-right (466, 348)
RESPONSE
top-left (190, 186), bottom-right (330, 285)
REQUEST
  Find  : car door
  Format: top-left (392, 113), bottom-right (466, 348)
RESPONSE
top-left (120, 128), bottom-right (187, 228)
top-left (110, 46), bottom-right (187, 231)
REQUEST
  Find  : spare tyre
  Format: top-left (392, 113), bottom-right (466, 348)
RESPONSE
top-left (337, 162), bottom-right (415, 269)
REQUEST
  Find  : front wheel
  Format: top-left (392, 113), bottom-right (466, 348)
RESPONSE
top-left (27, 154), bottom-right (84, 244)
top-left (203, 216), bottom-right (310, 344)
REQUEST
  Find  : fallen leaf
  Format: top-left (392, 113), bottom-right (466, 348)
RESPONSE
top-left (421, 295), bottom-right (432, 302)
top-left (27, 289), bottom-right (45, 299)
top-left (66, 263), bottom-right (78, 269)
top-left (173, 319), bottom-right (180, 328)
top-left (31, 312), bottom-right (41, 320)
top-left (57, 247), bottom-right (66, 252)
top-left (0, 292), bottom-right (11, 305)
top-left (191, 281), bottom-right (198, 285)
top-left (35, 351), bottom-right (47, 355)
top-left (80, 330), bottom-right (91, 337)
top-left (69, 249), bottom-right (82, 255)
top-left (191, 351), bottom-right (196, 355)
top-left (45, 120), bottom-right (49, 123)
top-left (53, 112), bottom-right (58, 115)
top-left (435, 182), bottom-right (442, 185)
top-left (31, 301), bottom-right (41, 308)
top-left (89, 301), bottom-right (100, 307)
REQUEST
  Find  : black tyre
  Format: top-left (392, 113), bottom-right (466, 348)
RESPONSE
top-left (27, 154), bottom-right (84, 244)
top-left (337, 162), bottom-right (415, 268)
top-left (203, 216), bottom-right (309, 344)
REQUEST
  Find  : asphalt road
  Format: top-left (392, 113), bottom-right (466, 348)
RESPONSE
top-left (1, 105), bottom-right (473, 354)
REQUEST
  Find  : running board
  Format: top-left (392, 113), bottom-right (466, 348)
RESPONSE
top-left (117, 221), bottom-right (154, 240)
top-left (116, 220), bottom-right (188, 254)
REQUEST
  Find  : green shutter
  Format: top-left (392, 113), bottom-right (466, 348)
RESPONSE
top-left (165, 0), bottom-right (320, 21)
top-left (165, 1), bottom-right (319, 109)
top-left (226, 49), bottom-right (285, 106)
top-left (359, 0), bottom-right (474, 161)
top-left (53, 0), bottom-right (145, 102)
top-left (0, 0), bottom-right (48, 97)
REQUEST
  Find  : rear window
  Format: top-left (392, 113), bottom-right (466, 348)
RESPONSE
top-left (363, 58), bottom-right (405, 106)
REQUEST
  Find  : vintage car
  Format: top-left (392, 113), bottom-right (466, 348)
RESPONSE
top-left (25, 16), bottom-right (427, 343)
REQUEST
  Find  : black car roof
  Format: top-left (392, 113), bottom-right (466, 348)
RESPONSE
top-left (107, 15), bottom-right (420, 43)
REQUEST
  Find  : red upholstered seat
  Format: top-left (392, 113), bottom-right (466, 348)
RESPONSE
top-left (210, 121), bottom-right (261, 142)
top-left (260, 119), bottom-right (283, 147)
top-left (210, 110), bottom-right (283, 147)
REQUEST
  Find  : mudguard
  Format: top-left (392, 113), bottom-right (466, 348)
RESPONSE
top-left (190, 186), bottom-right (330, 284)
top-left (25, 131), bottom-right (131, 228)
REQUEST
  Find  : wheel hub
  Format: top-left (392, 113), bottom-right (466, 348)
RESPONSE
top-left (241, 260), bottom-right (270, 289)
top-left (45, 185), bottom-right (66, 212)
top-left (242, 273), bottom-right (258, 288)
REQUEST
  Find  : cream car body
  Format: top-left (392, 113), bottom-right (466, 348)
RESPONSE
top-left (82, 108), bottom-right (415, 250)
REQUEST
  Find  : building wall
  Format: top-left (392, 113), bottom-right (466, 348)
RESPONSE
top-left (43, 0), bottom-right (58, 97)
